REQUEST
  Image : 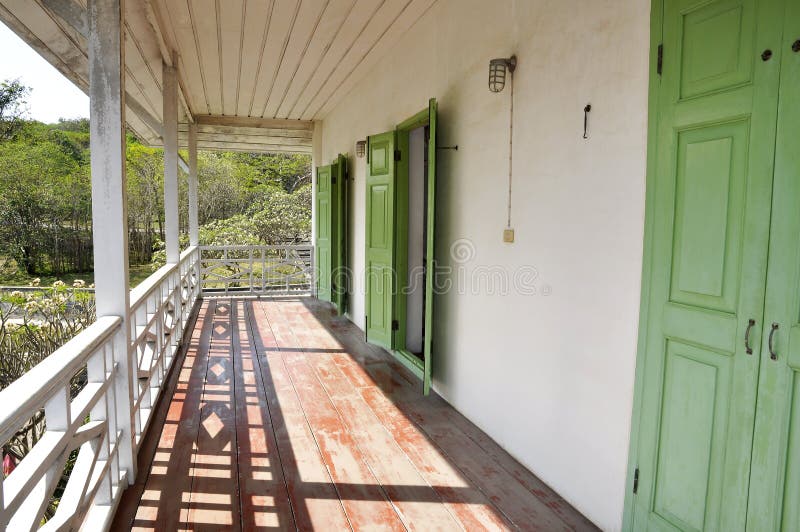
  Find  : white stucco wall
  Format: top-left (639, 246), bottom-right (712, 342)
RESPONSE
top-left (319, 1), bottom-right (651, 529)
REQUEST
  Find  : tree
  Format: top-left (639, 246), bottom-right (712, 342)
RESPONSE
top-left (249, 184), bottom-right (311, 244)
top-left (0, 79), bottom-right (30, 139)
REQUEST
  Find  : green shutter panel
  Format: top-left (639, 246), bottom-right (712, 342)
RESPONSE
top-left (315, 164), bottom-right (333, 302)
top-left (630, 0), bottom-right (784, 530)
top-left (332, 154), bottom-right (348, 314)
top-left (423, 98), bottom-right (437, 396)
top-left (365, 131), bottom-right (396, 349)
top-left (746, 2), bottom-right (800, 529)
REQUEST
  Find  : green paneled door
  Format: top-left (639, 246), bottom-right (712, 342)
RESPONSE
top-left (316, 157), bottom-right (347, 313)
top-left (315, 164), bottom-right (333, 302)
top-left (747, 4), bottom-right (800, 530)
top-left (423, 98), bottom-right (437, 395)
top-left (631, 0), bottom-right (785, 529)
top-left (365, 131), bottom-right (396, 349)
top-left (332, 154), bottom-right (348, 314)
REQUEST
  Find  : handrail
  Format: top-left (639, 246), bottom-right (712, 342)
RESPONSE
top-left (199, 243), bottom-right (314, 295)
top-left (129, 245), bottom-right (198, 308)
top-left (0, 245), bottom-right (203, 530)
top-left (0, 316), bottom-right (121, 445)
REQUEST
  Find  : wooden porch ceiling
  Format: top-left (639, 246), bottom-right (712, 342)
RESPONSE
top-left (112, 297), bottom-right (597, 530)
top-left (0, 0), bottom-right (437, 153)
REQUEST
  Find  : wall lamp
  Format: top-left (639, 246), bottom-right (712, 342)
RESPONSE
top-left (356, 140), bottom-right (366, 158)
top-left (488, 56), bottom-right (516, 93)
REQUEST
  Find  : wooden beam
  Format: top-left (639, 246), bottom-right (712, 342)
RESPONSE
top-left (178, 123), bottom-right (313, 139)
top-left (178, 131), bottom-right (312, 147)
top-left (143, 0), bottom-right (194, 123)
top-left (41, 0), bottom-right (87, 37)
top-left (192, 140), bottom-right (312, 154)
top-left (194, 115), bottom-right (314, 131)
top-left (163, 60), bottom-right (180, 264)
top-left (188, 124), bottom-right (198, 247)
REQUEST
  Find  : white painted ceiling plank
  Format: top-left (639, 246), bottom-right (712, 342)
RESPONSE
top-left (248, 0), bottom-right (301, 117)
top-left (277, 0), bottom-right (356, 119)
top-left (190, 0), bottom-right (222, 115)
top-left (308, 0), bottom-right (425, 120)
top-left (218, 0), bottom-right (244, 116)
top-left (235, 0), bottom-right (272, 117)
top-left (260, 0), bottom-right (329, 118)
top-left (292, 0), bottom-right (383, 119)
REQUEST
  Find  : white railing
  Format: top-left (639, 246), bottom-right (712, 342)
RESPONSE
top-left (199, 244), bottom-right (314, 295)
top-left (128, 246), bottom-right (200, 446)
top-left (0, 316), bottom-right (126, 531)
top-left (0, 246), bottom-right (202, 530)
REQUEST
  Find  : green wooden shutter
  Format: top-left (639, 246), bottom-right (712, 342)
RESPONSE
top-left (365, 131), bottom-right (396, 348)
top-left (332, 154), bottom-right (348, 314)
top-left (746, 3), bottom-right (800, 529)
top-left (630, 0), bottom-right (784, 529)
top-left (423, 98), bottom-right (437, 395)
top-left (315, 164), bottom-right (333, 302)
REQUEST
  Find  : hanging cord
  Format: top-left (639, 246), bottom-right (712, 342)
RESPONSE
top-left (507, 69), bottom-right (514, 228)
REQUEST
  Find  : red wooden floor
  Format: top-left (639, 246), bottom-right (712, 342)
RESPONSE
top-left (113, 297), bottom-right (597, 531)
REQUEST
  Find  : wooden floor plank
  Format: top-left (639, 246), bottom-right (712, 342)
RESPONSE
top-left (129, 300), bottom-right (216, 531)
top-left (116, 296), bottom-right (597, 532)
top-left (230, 300), bottom-right (295, 530)
top-left (257, 299), bottom-right (406, 531)
top-left (246, 300), bottom-right (352, 530)
top-left (284, 300), bottom-right (465, 531)
top-left (186, 300), bottom-right (242, 530)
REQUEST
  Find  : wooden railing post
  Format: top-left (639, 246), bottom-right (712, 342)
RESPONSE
top-left (87, 0), bottom-right (135, 483)
top-left (163, 56), bottom-right (180, 264)
top-left (188, 123), bottom-right (199, 247)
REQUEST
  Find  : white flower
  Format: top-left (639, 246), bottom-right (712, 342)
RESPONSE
top-left (29, 278), bottom-right (41, 287)
top-left (10, 291), bottom-right (23, 299)
top-left (53, 280), bottom-right (66, 288)
top-left (24, 301), bottom-right (39, 313)
top-left (72, 279), bottom-right (86, 288)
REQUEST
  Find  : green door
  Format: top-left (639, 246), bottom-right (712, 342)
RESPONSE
top-left (331, 154), bottom-right (348, 314)
top-left (315, 164), bottom-right (333, 302)
top-left (746, 5), bottom-right (800, 529)
top-left (632, 0), bottom-right (785, 529)
top-left (365, 131), bottom-right (396, 349)
top-left (423, 98), bottom-right (437, 395)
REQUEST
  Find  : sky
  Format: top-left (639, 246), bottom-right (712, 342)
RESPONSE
top-left (0, 21), bottom-right (89, 123)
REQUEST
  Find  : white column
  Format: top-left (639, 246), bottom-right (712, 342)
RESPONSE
top-left (163, 59), bottom-right (179, 263)
top-left (188, 123), bottom-right (199, 246)
top-left (87, 0), bottom-right (136, 482)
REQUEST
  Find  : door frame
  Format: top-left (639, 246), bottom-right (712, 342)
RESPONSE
top-left (622, 0), bottom-right (664, 529)
top-left (392, 107), bottom-right (431, 380)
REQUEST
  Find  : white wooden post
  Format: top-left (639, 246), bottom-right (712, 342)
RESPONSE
top-left (163, 58), bottom-right (179, 264)
top-left (188, 123), bottom-right (199, 247)
top-left (87, 0), bottom-right (136, 483)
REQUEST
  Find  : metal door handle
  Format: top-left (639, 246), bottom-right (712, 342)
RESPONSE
top-left (793, 39), bottom-right (800, 53)
top-left (769, 323), bottom-right (779, 360)
top-left (745, 319), bottom-right (755, 355)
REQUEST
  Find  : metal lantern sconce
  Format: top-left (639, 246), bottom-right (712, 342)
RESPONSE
top-left (490, 55), bottom-right (518, 243)
top-left (488, 56), bottom-right (516, 92)
top-left (356, 140), bottom-right (366, 158)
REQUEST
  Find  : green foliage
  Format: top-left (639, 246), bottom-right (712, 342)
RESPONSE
top-left (0, 80), bottom-right (311, 282)
top-left (0, 282), bottom-right (95, 519)
top-left (249, 184), bottom-right (312, 244)
top-left (0, 79), bottom-right (30, 139)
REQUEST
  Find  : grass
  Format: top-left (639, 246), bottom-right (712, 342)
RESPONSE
top-left (0, 258), bottom-right (154, 289)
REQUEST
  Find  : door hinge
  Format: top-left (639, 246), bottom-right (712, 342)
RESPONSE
top-left (633, 467), bottom-right (640, 494)
top-left (332, 176), bottom-right (337, 185)
top-left (391, 319), bottom-right (399, 331)
top-left (394, 149), bottom-right (401, 162)
top-left (657, 44), bottom-right (663, 76)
